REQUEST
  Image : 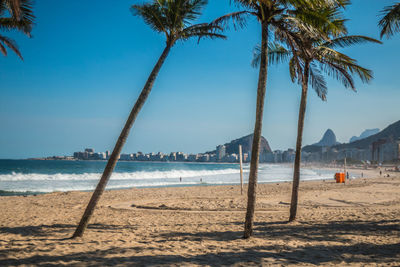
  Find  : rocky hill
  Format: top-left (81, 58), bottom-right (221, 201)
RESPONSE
top-left (349, 128), bottom-right (380, 143)
top-left (315, 129), bottom-right (340, 147)
top-left (335, 120), bottom-right (400, 150)
top-left (207, 134), bottom-right (272, 155)
top-left (303, 129), bottom-right (340, 152)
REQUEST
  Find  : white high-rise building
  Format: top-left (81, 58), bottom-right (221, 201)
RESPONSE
top-left (216, 145), bottom-right (226, 161)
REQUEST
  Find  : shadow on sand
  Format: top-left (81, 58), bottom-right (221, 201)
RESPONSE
top-left (0, 220), bottom-right (399, 266)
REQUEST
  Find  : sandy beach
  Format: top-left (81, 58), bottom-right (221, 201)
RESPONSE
top-left (1, 168), bottom-right (399, 266)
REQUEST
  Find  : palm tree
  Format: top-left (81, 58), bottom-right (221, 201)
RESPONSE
top-left (253, 4), bottom-right (381, 222)
top-left (72, 0), bottom-right (225, 239)
top-left (0, 0), bottom-right (34, 59)
top-left (213, 0), bottom-right (346, 238)
top-left (379, 2), bottom-right (400, 38)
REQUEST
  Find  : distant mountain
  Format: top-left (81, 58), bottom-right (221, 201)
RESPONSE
top-left (349, 128), bottom-right (380, 143)
top-left (315, 129), bottom-right (340, 147)
top-left (335, 120), bottom-right (400, 150)
top-left (207, 134), bottom-right (272, 155)
top-left (303, 129), bottom-right (340, 153)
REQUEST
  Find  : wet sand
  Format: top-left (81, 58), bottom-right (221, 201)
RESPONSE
top-left (0, 169), bottom-right (399, 266)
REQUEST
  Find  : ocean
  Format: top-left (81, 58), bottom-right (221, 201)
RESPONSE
top-left (0, 160), bottom-right (336, 195)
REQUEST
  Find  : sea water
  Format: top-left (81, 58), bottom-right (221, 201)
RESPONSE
top-left (0, 160), bottom-right (335, 195)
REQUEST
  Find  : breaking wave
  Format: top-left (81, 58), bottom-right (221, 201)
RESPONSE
top-left (0, 168), bottom-right (242, 182)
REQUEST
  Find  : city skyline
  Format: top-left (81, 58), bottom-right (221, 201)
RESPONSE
top-left (32, 118), bottom-right (400, 164)
top-left (1, 0), bottom-right (399, 159)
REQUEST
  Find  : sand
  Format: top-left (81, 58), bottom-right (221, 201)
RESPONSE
top-left (0, 168), bottom-right (399, 266)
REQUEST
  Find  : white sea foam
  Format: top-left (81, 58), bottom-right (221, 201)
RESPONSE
top-left (0, 168), bottom-right (242, 182)
top-left (0, 164), bottom-right (337, 194)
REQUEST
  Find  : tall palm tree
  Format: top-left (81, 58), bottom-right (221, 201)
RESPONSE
top-left (0, 0), bottom-right (34, 59)
top-left (72, 0), bottom-right (225, 239)
top-left (253, 4), bottom-right (381, 222)
top-left (379, 2), bottom-right (400, 38)
top-left (213, 0), bottom-right (346, 238)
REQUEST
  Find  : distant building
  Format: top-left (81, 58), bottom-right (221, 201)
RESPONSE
top-left (216, 145), bottom-right (226, 161)
top-left (187, 154), bottom-right (197, 162)
top-left (225, 153), bottom-right (238, 162)
top-left (136, 152), bottom-right (147, 161)
top-left (209, 154), bottom-right (217, 162)
top-left (377, 138), bottom-right (400, 162)
top-left (169, 152), bottom-right (176, 161)
top-left (176, 152), bottom-right (187, 161)
top-left (120, 154), bottom-right (132, 161)
top-left (198, 154), bottom-right (210, 162)
top-left (153, 152), bottom-right (165, 161)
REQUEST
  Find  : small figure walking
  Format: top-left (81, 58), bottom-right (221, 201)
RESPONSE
top-left (380, 170), bottom-right (382, 176)
top-left (179, 177), bottom-right (182, 182)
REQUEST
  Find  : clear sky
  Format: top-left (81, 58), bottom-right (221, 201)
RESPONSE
top-left (0, 0), bottom-right (399, 159)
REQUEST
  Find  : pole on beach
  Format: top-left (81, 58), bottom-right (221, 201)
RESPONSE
top-left (344, 157), bottom-right (347, 182)
top-left (239, 145), bottom-right (244, 195)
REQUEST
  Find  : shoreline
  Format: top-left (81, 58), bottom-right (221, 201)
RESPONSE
top-left (0, 165), bottom-right (390, 197)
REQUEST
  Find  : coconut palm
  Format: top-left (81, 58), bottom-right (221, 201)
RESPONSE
top-left (379, 2), bottom-right (400, 38)
top-left (72, 0), bottom-right (225, 239)
top-left (0, 0), bottom-right (34, 59)
top-left (253, 4), bottom-right (381, 222)
top-left (213, 0), bottom-right (347, 238)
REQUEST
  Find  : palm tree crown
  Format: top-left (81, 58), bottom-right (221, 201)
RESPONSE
top-left (253, 9), bottom-right (381, 99)
top-left (0, 0), bottom-right (34, 59)
top-left (379, 2), bottom-right (400, 38)
top-left (214, 0), bottom-right (348, 34)
top-left (131, 0), bottom-right (225, 46)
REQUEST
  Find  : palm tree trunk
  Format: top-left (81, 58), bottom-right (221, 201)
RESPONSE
top-left (289, 62), bottom-right (310, 222)
top-left (72, 43), bottom-right (173, 239)
top-left (243, 21), bottom-right (269, 239)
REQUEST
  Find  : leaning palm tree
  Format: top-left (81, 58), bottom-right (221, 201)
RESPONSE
top-left (253, 4), bottom-right (381, 222)
top-left (213, 0), bottom-right (347, 238)
top-left (0, 0), bottom-right (34, 59)
top-left (72, 0), bottom-right (225, 239)
top-left (379, 2), bottom-right (400, 38)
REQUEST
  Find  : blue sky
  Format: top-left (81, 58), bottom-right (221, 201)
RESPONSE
top-left (0, 0), bottom-right (399, 159)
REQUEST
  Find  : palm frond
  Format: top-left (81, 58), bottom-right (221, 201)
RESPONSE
top-left (251, 42), bottom-right (291, 68)
top-left (320, 60), bottom-right (355, 90)
top-left (211, 10), bottom-right (252, 30)
top-left (309, 62), bottom-right (327, 100)
top-left (0, 17), bottom-right (32, 34)
top-left (0, 41), bottom-right (7, 56)
top-left (180, 23), bottom-right (226, 42)
top-left (0, 0), bottom-right (34, 36)
top-left (131, 2), bottom-right (168, 35)
top-left (289, 5), bottom-right (345, 39)
top-left (379, 2), bottom-right (400, 38)
top-left (322, 35), bottom-right (382, 49)
top-left (231, 0), bottom-right (258, 10)
top-left (318, 47), bottom-right (373, 84)
top-left (0, 34), bottom-right (22, 59)
top-left (289, 57), bottom-right (301, 83)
